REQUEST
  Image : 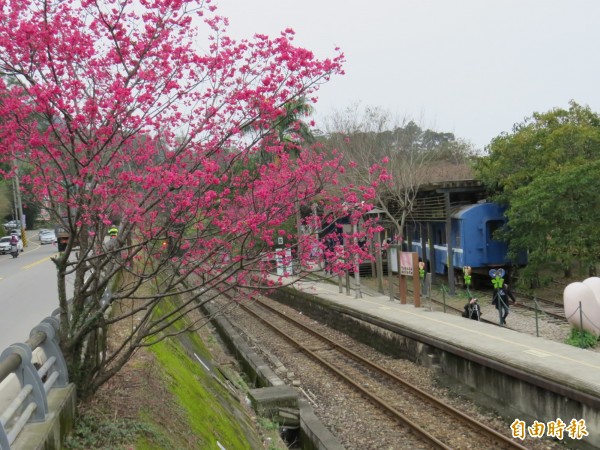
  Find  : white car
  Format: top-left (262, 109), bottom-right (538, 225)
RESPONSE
top-left (0, 236), bottom-right (23, 254)
top-left (3, 220), bottom-right (21, 230)
top-left (40, 231), bottom-right (57, 245)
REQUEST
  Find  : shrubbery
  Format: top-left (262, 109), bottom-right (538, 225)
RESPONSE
top-left (565, 328), bottom-right (599, 348)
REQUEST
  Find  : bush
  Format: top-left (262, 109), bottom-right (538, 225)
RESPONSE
top-left (565, 328), bottom-right (599, 349)
top-left (64, 414), bottom-right (157, 450)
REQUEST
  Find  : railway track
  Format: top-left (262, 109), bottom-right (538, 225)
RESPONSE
top-left (461, 285), bottom-right (567, 324)
top-left (325, 271), bottom-right (580, 346)
top-left (332, 273), bottom-right (510, 327)
top-left (352, 258), bottom-right (576, 329)
top-left (232, 293), bottom-right (530, 450)
top-left (511, 294), bottom-right (566, 323)
top-left (419, 278), bottom-right (567, 325)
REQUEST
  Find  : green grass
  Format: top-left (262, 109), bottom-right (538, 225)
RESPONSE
top-left (143, 337), bottom-right (256, 449)
top-left (123, 290), bottom-right (263, 449)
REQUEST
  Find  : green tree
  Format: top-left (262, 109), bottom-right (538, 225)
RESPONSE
top-left (474, 101), bottom-right (600, 283)
top-left (0, 181), bottom-right (11, 218)
top-left (506, 161), bottom-right (600, 282)
top-left (275, 96), bottom-right (315, 147)
top-left (242, 95), bottom-right (315, 164)
top-left (237, 96), bottom-right (318, 251)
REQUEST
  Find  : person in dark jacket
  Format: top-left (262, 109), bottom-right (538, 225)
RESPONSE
top-left (492, 283), bottom-right (516, 325)
top-left (462, 297), bottom-right (481, 321)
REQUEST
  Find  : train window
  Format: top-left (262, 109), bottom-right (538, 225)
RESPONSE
top-left (451, 219), bottom-right (461, 247)
top-left (436, 229), bottom-right (446, 245)
top-left (487, 220), bottom-right (504, 241)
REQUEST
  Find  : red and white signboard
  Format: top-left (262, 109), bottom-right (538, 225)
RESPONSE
top-left (400, 252), bottom-right (413, 276)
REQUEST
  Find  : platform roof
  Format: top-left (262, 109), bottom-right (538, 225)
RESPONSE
top-left (407, 179), bottom-right (488, 222)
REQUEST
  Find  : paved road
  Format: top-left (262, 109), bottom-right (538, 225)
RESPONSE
top-left (0, 232), bottom-right (73, 350)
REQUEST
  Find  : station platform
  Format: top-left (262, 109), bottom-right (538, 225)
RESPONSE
top-left (270, 273), bottom-right (600, 448)
top-left (290, 275), bottom-right (600, 394)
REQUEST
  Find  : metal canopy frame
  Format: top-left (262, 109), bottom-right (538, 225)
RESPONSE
top-left (408, 179), bottom-right (487, 223)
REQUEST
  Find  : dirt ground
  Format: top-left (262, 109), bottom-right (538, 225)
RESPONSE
top-left (76, 325), bottom-right (190, 447)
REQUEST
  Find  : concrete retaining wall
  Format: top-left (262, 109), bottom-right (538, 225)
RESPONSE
top-left (201, 298), bottom-right (345, 450)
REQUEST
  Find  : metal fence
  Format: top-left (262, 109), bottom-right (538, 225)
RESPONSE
top-left (0, 315), bottom-right (69, 449)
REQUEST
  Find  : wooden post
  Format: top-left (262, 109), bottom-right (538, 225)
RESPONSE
top-left (375, 230), bottom-right (384, 294)
top-left (399, 273), bottom-right (407, 304)
top-left (412, 252), bottom-right (421, 307)
top-left (353, 222), bottom-right (362, 299)
top-left (388, 244), bottom-right (394, 301)
top-left (398, 246), bottom-right (407, 304)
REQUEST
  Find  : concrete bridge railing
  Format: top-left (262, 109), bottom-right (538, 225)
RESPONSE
top-left (0, 315), bottom-right (76, 450)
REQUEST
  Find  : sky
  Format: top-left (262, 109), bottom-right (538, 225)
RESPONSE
top-left (215, 0), bottom-right (600, 151)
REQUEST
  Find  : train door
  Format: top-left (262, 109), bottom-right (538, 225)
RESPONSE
top-left (486, 219), bottom-right (506, 264)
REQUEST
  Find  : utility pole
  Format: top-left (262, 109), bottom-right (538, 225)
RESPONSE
top-left (11, 178), bottom-right (18, 222)
top-left (13, 163), bottom-right (26, 246)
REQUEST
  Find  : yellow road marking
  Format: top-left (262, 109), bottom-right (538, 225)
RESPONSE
top-left (22, 256), bottom-right (51, 270)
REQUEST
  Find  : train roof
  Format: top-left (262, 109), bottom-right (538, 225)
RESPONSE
top-left (450, 202), bottom-right (502, 219)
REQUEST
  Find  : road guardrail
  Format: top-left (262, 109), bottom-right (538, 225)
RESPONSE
top-left (0, 315), bottom-right (74, 449)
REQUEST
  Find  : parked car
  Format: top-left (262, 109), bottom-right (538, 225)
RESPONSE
top-left (40, 230), bottom-right (57, 245)
top-left (3, 220), bottom-right (21, 230)
top-left (0, 236), bottom-right (23, 254)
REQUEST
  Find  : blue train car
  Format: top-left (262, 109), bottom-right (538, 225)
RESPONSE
top-left (409, 202), bottom-right (525, 277)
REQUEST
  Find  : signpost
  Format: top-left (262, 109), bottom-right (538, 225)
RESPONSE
top-left (275, 237), bottom-right (292, 276)
top-left (397, 251), bottom-right (421, 307)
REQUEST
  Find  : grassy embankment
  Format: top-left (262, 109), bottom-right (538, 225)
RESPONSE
top-left (66, 280), bottom-right (285, 449)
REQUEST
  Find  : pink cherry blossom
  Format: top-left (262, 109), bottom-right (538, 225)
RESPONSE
top-left (0, 0), bottom-right (382, 398)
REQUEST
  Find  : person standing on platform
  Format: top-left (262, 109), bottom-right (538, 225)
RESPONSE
top-left (492, 283), bottom-right (516, 325)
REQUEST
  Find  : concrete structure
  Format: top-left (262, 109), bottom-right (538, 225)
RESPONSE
top-left (266, 277), bottom-right (600, 450)
top-left (201, 295), bottom-right (345, 450)
top-left (11, 385), bottom-right (76, 450)
top-left (0, 317), bottom-right (76, 450)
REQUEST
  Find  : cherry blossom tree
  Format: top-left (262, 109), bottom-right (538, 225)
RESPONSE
top-left (0, 0), bottom-right (378, 398)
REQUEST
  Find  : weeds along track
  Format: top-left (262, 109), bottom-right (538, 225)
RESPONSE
top-left (225, 292), bottom-right (529, 450)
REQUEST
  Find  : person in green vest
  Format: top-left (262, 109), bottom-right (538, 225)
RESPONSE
top-left (463, 266), bottom-right (472, 288)
top-left (492, 281), bottom-right (516, 325)
top-left (108, 224), bottom-right (119, 239)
